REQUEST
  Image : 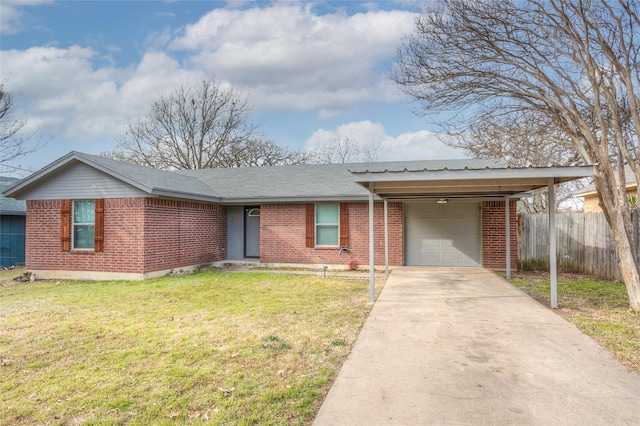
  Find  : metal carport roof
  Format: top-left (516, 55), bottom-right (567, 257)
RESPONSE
top-left (349, 165), bottom-right (595, 199)
top-left (348, 164), bottom-right (595, 307)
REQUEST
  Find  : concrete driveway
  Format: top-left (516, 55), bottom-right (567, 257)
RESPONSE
top-left (314, 267), bottom-right (640, 425)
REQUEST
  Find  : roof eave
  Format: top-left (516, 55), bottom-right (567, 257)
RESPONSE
top-left (150, 189), bottom-right (221, 203)
top-left (574, 182), bottom-right (637, 198)
top-left (1, 152), bottom-right (157, 198)
top-left (218, 195), bottom-right (377, 204)
top-left (351, 165), bottom-right (594, 184)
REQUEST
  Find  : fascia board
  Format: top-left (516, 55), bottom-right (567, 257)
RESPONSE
top-left (218, 195), bottom-right (379, 204)
top-left (149, 189), bottom-right (221, 203)
top-left (2, 152), bottom-right (159, 198)
top-left (1, 153), bottom-right (81, 198)
top-left (352, 166), bottom-right (594, 184)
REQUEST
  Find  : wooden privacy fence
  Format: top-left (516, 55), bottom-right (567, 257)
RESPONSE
top-left (518, 211), bottom-right (640, 281)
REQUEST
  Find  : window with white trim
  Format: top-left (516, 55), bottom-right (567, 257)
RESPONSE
top-left (73, 200), bottom-right (95, 249)
top-left (315, 204), bottom-right (339, 246)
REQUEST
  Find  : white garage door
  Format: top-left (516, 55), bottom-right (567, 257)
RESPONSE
top-left (405, 202), bottom-right (481, 266)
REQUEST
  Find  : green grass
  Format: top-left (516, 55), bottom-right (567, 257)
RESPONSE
top-left (509, 272), bottom-right (640, 373)
top-left (0, 268), bottom-right (379, 425)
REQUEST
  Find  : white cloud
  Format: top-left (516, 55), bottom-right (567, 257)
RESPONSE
top-left (0, 0), bottom-right (54, 35)
top-left (0, 45), bottom-right (211, 143)
top-left (305, 121), bottom-right (467, 161)
top-left (169, 3), bottom-right (416, 114)
top-left (0, 2), bottom-right (422, 162)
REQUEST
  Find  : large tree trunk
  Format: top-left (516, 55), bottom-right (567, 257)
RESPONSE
top-left (609, 212), bottom-right (640, 310)
top-left (393, 0), bottom-right (640, 309)
top-left (595, 167), bottom-right (640, 310)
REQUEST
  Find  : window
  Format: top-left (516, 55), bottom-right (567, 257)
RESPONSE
top-left (315, 204), bottom-right (339, 246)
top-left (73, 200), bottom-right (95, 249)
top-left (61, 199), bottom-right (103, 252)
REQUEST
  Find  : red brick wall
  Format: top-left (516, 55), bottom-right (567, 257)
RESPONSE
top-left (26, 197), bottom-right (516, 273)
top-left (25, 198), bottom-right (226, 275)
top-left (259, 202), bottom-right (403, 266)
top-left (482, 200), bottom-right (518, 269)
top-left (26, 199), bottom-right (146, 273)
top-left (143, 199), bottom-right (226, 272)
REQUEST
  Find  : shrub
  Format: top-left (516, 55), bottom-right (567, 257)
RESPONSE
top-left (348, 258), bottom-right (360, 270)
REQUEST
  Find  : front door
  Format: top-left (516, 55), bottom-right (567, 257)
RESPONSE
top-left (244, 207), bottom-right (260, 258)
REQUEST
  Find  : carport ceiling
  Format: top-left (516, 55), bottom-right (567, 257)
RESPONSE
top-left (350, 165), bottom-right (594, 200)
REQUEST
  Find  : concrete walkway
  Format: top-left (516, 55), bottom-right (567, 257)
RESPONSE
top-left (314, 267), bottom-right (640, 425)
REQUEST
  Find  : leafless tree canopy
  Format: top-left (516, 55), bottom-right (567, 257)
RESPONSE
top-left (215, 138), bottom-right (309, 167)
top-left (113, 79), bottom-right (306, 169)
top-left (393, 0), bottom-right (640, 308)
top-left (308, 135), bottom-right (380, 164)
top-left (454, 111), bottom-right (585, 212)
top-left (0, 84), bottom-right (43, 167)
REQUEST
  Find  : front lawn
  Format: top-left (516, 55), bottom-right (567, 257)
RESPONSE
top-left (0, 268), bottom-right (378, 425)
top-left (509, 272), bottom-right (640, 373)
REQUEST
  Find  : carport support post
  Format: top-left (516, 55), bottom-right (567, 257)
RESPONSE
top-left (549, 178), bottom-right (558, 308)
top-left (505, 196), bottom-right (511, 280)
top-left (369, 189), bottom-right (375, 303)
top-left (384, 199), bottom-right (389, 279)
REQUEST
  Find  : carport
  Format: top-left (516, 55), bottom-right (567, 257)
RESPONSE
top-left (349, 163), bottom-right (594, 307)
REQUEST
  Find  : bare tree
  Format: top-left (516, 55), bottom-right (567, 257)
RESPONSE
top-left (112, 78), bottom-right (307, 169)
top-left (115, 78), bottom-right (258, 170)
top-left (216, 138), bottom-right (310, 167)
top-left (103, 137), bottom-right (308, 168)
top-left (309, 135), bottom-right (379, 164)
top-left (393, 0), bottom-right (640, 308)
top-left (0, 84), bottom-right (43, 168)
top-left (454, 111), bottom-right (586, 212)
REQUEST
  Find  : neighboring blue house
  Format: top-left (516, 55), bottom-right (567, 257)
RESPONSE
top-left (0, 176), bottom-right (26, 267)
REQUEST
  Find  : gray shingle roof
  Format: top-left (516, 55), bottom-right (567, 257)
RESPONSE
top-left (4, 152), bottom-right (518, 203)
top-left (573, 164), bottom-right (637, 197)
top-left (3, 152), bottom-right (219, 202)
top-left (175, 163), bottom-right (369, 201)
top-left (175, 159), bottom-right (509, 202)
top-left (0, 177), bottom-right (26, 214)
top-left (69, 152), bottom-right (218, 199)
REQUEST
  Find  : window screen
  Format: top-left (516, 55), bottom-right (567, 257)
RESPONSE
top-left (316, 204), bottom-right (339, 246)
top-left (73, 200), bottom-right (95, 249)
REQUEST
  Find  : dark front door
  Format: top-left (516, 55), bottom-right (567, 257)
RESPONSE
top-left (244, 207), bottom-right (260, 258)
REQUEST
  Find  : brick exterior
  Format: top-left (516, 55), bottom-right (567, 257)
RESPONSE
top-left (481, 200), bottom-right (518, 270)
top-left (143, 199), bottom-right (226, 272)
top-left (25, 198), bottom-right (226, 275)
top-left (26, 197), bottom-right (517, 275)
top-left (259, 202), bottom-right (404, 266)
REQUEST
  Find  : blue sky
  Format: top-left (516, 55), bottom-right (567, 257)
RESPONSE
top-left (0, 0), bottom-right (466, 175)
